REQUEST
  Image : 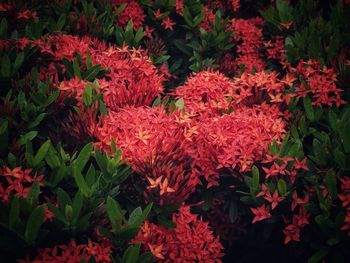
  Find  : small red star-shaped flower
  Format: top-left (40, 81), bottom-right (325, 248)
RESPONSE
top-left (162, 17), bottom-right (175, 31)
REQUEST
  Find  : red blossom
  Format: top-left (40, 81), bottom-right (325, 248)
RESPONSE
top-left (132, 205), bottom-right (224, 262)
top-left (291, 191), bottom-right (309, 211)
top-left (17, 239), bottom-right (112, 263)
top-left (250, 204), bottom-right (272, 223)
top-left (264, 190), bottom-right (284, 210)
top-left (17, 10), bottom-right (38, 20)
top-left (94, 106), bottom-right (199, 205)
top-left (0, 167), bottom-right (44, 203)
top-left (283, 224), bottom-right (300, 244)
top-left (113, 0), bottom-right (145, 30)
top-left (162, 17), bottom-right (175, 31)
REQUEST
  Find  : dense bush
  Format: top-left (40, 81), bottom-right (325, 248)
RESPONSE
top-left (0, 0), bottom-right (349, 262)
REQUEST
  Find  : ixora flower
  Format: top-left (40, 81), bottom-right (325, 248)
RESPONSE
top-left (111, 0), bottom-right (145, 30)
top-left (292, 60), bottom-right (345, 107)
top-left (22, 34), bottom-right (165, 109)
top-left (173, 70), bottom-right (238, 117)
top-left (250, 204), bottom-right (272, 223)
top-left (0, 167), bottom-right (44, 203)
top-left (94, 106), bottom-right (199, 205)
top-left (17, 239), bottom-right (112, 263)
top-left (132, 205), bottom-right (224, 262)
top-left (191, 104), bottom-right (286, 187)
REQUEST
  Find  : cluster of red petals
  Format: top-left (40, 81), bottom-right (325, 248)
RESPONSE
top-left (339, 176), bottom-right (350, 235)
top-left (173, 70), bottom-right (236, 117)
top-left (231, 0), bottom-right (240, 12)
top-left (227, 18), bottom-right (265, 72)
top-left (293, 60), bottom-right (345, 107)
top-left (111, 0), bottom-right (145, 30)
top-left (0, 167), bottom-right (44, 203)
top-left (18, 34), bottom-right (164, 110)
top-left (175, 0), bottom-right (184, 15)
top-left (94, 106), bottom-right (199, 205)
top-left (18, 239), bottom-right (112, 263)
top-left (132, 205), bottom-right (224, 262)
top-left (264, 36), bottom-right (289, 68)
top-left (200, 6), bottom-right (216, 32)
top-left (17, 10), bottom-right (37, 20)
top-left (192, 104), bottom-right (286, 186)
top-left (250, 204), bottom-right (272, 223)
top-left (230, 71), bottom-right (286, 105)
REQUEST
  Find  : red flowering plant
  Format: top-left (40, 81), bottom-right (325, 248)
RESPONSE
top-left (1, 0), bottom-right (350, 262)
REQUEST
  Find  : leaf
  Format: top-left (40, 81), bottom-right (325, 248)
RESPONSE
top-left (277, 179), bottom-right (287, 195)
top-left (72, 192), bottom-right (83, 224)
top-left (106, 196), bottom-right (124, 232)
top-left (82, 84), bottom-right (93, 106)
top-left (73, 57), bottom-right (81, 79)
top-left (24, 204), bottom-right (46, 245)
top-left (57, 188), bottom-right (72, 208)
top-left (14, 52), bottom-right (24, 71)
top-left (308, 247), bottom-right (329, 263)
top-left (324, 170), bottom-right (337, 199)
top-left (73, 169), bottom-right (91, 197)
top-left (303, 96), bottom-right (314, 122)
top-left (175, 98), bottom-right (185, 110)
top-left (9, 197), bottom-right (20, 229)
top-left (73, 143), bottom-right (93, 172)
top-left (56, 14), bottom-right (66, 31)
top-left (122, 244), bottom-right (141, 263)
top-left (128, 207), bottom-right (142, 225)
top-left (229, 200), bottom-right (238, 222)
top-left (33, 140), bottom-right (51, 167)
top-left (1, 54), bottom-right (11, 78)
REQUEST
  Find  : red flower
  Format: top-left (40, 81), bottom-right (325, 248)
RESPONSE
top-left (291, 191), bottom-right (309, 211)
top-left (250, 204), bottom-right (272, 223)
top-left (18, 239), bottom-right (112, 263)
top-left (0, 167), bottom-right (44, 203)
top-left (162, 17), bottom-right (175, 31)
top-left (132, 205), bottom-right (224, 262)
top-left (113, 0), bottom-right (145, 30)
top-left (264, 190), bottom-right (284, 210)
top-left (283, 224), bottom-right (300, 244)
top-left (95, 106), bottom-right (199, 205)
top-left (17, 10), bottom-right (38, 20)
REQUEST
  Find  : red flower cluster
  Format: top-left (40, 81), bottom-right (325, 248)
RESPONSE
top-left (0, 167), bottom-right (44, 203)
top-left (173, 70), bottom-right (236, 117)
top-left (19, 34), bottom-right (164, 110)
top-left (227, 18), bottom-right (265, 72)
top-left (95, 106), bottom-right (199, 205)
top-left (132, 205), bottom-right (223, 262)
top-left (339, 176), bottom-right (350, 235)
top-left (18, 239), bottom-right (112, 263)
top-left (112, 0), bottom-right (145, 30)
top-left (200, 6), bottom-right (216, 32)
top-left (230, 71), bottom-right (286, 105)
top-left (192, 104), bottom-right (286, 186)
top-left (293, 60), bottom-right (345, 107)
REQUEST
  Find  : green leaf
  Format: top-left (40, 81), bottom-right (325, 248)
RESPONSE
top-left (14, 52), bottom-right (24, 71)
top-left (324, 170), bottom-right (337, 199)
top-left (24, 204), bottom-right (46, 245)
top-left (73, 169), bottom-right (91, 197)
top-left (106, 196), bottom-right (124, 232)
top-left (277, 179), bottom-right (287, 195)
top-left (308, 247), bottom-right (329, 263)
top-left (1, 54), bottom-right (11, 78)
top-left (128, 207), bottom-right (142, 225)
top-left (57, 188), bottom-right (72, 208)
top-left (303, 96), bottom-right (314, 122)
top-left (73, 57), bottom-right (81, 79)
top-left (33, 140), bottom-right (51, 167)
top-left (82, 83), bottom-right (93, 106)
top-left (9, 197), bottom-right (20, 229)
top-left (122, 244), bottom-right (141, 263)
top-left (73, 143), bottom-right (93, 172)
top-left (175, 98), bottom-right (185, 110)
top-left (56, 14), bottom-right (66, 31)
top-left (72, 192), bottom-right (83, 224)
